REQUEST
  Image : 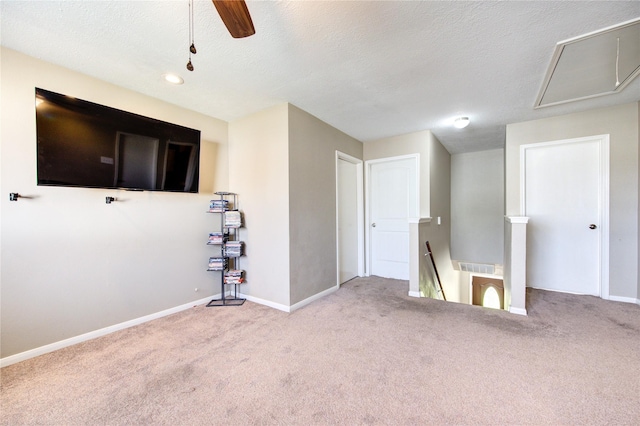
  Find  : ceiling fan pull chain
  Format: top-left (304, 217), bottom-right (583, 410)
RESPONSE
top-left (187, 0), bottom-right (196, 71)
top-left (190, 0), bottom-right (196, 54)
top-left (615, 37), bottom-right (620, 87)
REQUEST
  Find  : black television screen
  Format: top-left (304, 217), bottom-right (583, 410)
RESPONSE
top-left (35, 88), bottom-right (201, 193)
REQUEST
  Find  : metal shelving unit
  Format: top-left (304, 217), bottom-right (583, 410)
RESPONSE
top-left (206, 191), bottom-right (245, 307)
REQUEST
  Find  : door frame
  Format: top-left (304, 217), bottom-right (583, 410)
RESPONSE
top-left (161, 140), bottom-right (198, 191)
top-left (520, 134), bottom-right (610, 299)
top-left (365, 154), bottom-right (420, 277)
top-left (335, 151), bottom-right (365, 286)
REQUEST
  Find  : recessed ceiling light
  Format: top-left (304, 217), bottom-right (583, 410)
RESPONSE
top-left (163, 73), bottom-right (184, 85)
top-left (453, 117), bottom-right (470, 129)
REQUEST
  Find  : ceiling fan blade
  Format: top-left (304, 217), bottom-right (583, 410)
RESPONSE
top-left (212, 0), bottom-right (255, 38)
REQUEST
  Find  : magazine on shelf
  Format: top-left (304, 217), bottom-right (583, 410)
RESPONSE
top-left (207, 232), bottom-right (225, 245)
top-left (208, 257), bottom-right (227, 271)
top-left (224, 210), bottom-right (242, 228)
top-left (208, 199), bottom-right (229, 213)
top-left (224, 269), bottom-right (245, 284)
top-left (224, 241), bottom-right (244, 257)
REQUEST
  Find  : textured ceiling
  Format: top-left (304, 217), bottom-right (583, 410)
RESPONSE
top-left (1, 1), bottom-right (639, 154)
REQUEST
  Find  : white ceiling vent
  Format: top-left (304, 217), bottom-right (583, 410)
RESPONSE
top-left (458, 262), bottom-right (496, 275)
top-left (535, 17), bottom-right (640, 108)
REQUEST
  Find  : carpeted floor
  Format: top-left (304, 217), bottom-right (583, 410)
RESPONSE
top-left (1, 276), bottom-right (639, 425)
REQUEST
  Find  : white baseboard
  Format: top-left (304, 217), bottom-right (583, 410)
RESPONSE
top-left (239, 285), bottom-right (339, 313)
top-left (2, 285), bottom-right (343, 368)
top-left (509, 306), bottom-right (528, 316)
top-left (239, 293), bottom-right (291, 312)
top-left (607, 295), bottom-right (640, 305)
top-left (408, 291), bottom-right (421, 298)
top-left (290, 286), bottom-right (338, 312)
top-left (0, 295), bottom-right (218, 368)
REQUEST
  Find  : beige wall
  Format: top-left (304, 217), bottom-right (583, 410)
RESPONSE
top-left (426, 133), bottom-right (460, 302)
top-left (228, 104), bottom-right (291, 306)
top-left (451, 149), bottom-right (505, 265)
top-left (0, 48), bottom-right (229, 358)
top-left (229, 103), bottom-right (363, 307)
top-left (288, 105), bottom-right (363, 304)
top-left (506, 102), bottom-right (639, 300)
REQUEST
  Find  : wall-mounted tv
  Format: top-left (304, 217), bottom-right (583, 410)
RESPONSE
top-left (35, 88), bottom-right (201, 193)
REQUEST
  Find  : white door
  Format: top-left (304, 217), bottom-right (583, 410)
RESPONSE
top-left (368, 156), bottom-right (418, 280)
top-left (524, 136), bottom-right (608, 296)
top-left (337, 158), bottom-right (359, 284)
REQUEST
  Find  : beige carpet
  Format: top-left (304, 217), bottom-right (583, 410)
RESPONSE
top-left (1, 276), bottom-right (639, 425)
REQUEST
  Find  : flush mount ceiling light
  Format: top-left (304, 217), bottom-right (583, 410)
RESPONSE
top-left (453, 117), bottom-right (470, 129)
top-left (163, 73), bottom-right (184, 85)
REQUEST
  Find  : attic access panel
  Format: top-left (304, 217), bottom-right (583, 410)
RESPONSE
top-left (535, 17), bottom-right (640, 108)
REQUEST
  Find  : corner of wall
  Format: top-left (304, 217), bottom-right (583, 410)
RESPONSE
top-left (287, 104), bottom-right (362, 305)
top-left (637, 101), bottom-right (640, 300)
top-left (228, 103), bottom-right (291, 307)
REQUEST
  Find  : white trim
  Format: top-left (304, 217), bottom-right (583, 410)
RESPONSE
top-left (365, 154), bottom-right (420, 277)
top-left (534, 17), bottom-right (640, 109)
top-left (520, 134), bottom-right (610, 300)
top-left (408, 291), bottom-right (421, 298)
top-left (509, 307), bottom-right (528, 316)
top-left (556, 16), bottom-right (640, 45)
top-left (408, 217), bottom-right (431, 224)
top-left (506, 216), bottom-right (529, 224)
top-left (599, 136), bottom-right (611, 299)
top-left (469, 271), bottom-right (503, 279)
top-left (240, 286), bottom-right (339, 313)
top-left (607, 295), bottom-right (640, 305)
top-left (0, 295), bottom-right (217, 368)
top-left (335, 151), bottom-right (365, 286)
top-left (239, 293), bottom-right (291, 312)
top-left (290, 286), bottom-right (339, 312)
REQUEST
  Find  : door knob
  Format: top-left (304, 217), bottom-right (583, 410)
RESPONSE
top-left (372, 223), bottom-right (376, 227)
top-left (589, 224), bottom-right (597, 229)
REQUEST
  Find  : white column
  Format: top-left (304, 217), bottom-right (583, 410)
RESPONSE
top-left (504, 217), bottom-right (529, 315)
top-left (408, 217), bottom-right (432, 298)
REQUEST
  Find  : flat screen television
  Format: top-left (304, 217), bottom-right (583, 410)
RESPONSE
top-left (35, 88), bottom-right (201, 193)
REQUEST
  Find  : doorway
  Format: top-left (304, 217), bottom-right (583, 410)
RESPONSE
top-left (522, 134), bottom-right (609, 297)
top-left (336, 152), bottom-right (364, 286)
top-left (114, 132), bottom-right (159, 189)
top-left (366, 155), bottom-right (419, 280)
top-left (472, 276), bottom-right (504, 309)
